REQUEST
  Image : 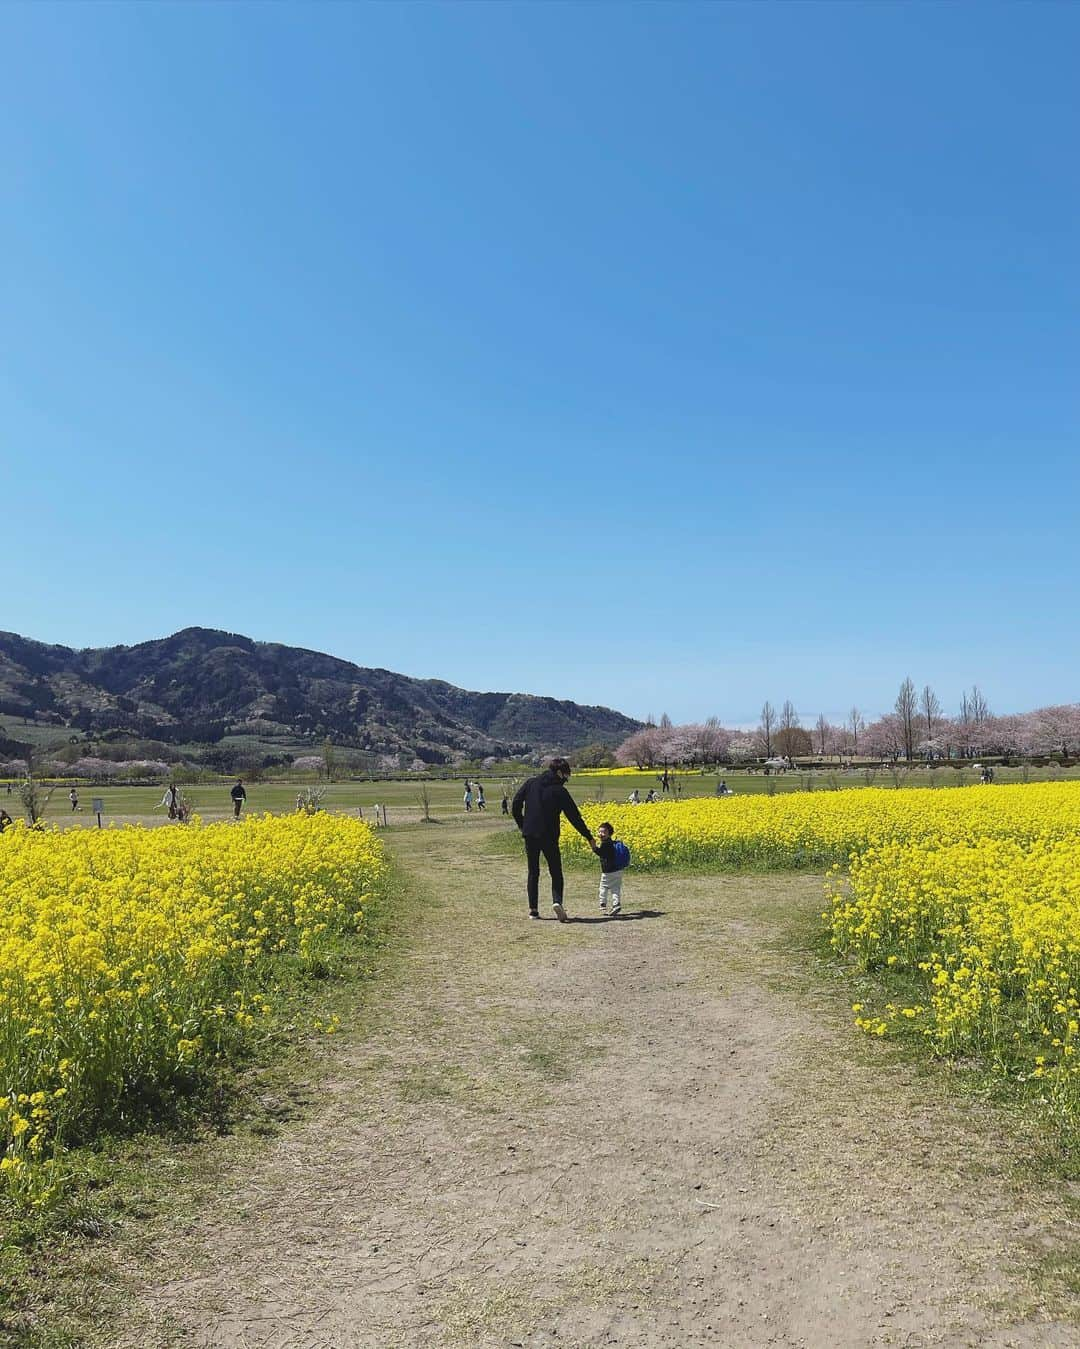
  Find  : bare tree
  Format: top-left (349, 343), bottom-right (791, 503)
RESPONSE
top-left (920, 684), bottom-right (942, 746)
top-left (848, 707), bottom-right (864, 755)
top-left (815, 713), bottom-right (830, 755)
top-left (659, 712), bottom-right (673, 730)
top-left (758, 701), bottom-right (776, 758)
top-left (969, 686), bottom-right (991, 724)
top-left (776, 700), bottom-right (803, 760)
top-left (19, 772), bottom-right (55, 826)
top-left (894, 677), bottom-right (918, 761)
top-left (958, 686), bottom-right (992, 758)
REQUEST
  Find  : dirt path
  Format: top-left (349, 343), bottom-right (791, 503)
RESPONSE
top-left (117, 820), bottom-right (1079, 1348)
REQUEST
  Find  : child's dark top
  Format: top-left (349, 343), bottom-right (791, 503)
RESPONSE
top-left (595, 837), bottom-right (618, 871)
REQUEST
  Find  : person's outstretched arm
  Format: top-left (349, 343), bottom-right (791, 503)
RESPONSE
top-left (559, 788), bottom-right (594, 844)
top-left (511, 782), bottom-right (527, 831)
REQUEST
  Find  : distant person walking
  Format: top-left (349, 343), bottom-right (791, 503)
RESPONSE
top-left (660, 769), bottom-right (671, 794)
top-left (501, 792), bottom-right (510, 816)
top-left (476, 783), bottom-right (486, 811)
top-left (464, 785), bottom-right (473, 812)
top-left (159, 782), bottom-right (179, 819)
top-left (69, 786), bottom-right (79, 812)
top-left (231, 779), bottom-right (247, 819)
top-left (511, 757), bottom-right (596, 923)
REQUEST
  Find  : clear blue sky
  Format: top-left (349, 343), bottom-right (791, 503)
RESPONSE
top-left (3, 2), bottom-right (1077, 727)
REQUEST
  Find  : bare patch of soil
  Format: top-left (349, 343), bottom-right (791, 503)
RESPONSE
top-left (112, 822), bottom-right (1079, 1347)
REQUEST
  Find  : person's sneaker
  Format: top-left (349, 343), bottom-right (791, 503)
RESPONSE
top-left (599, 902), bottom-right (607, 913)
top-left (610, 906), bottom-right (622, 917)
top-left (529, 910), bottom-right (540, 919)
top-left (552, 901), bottom-right (569, 923)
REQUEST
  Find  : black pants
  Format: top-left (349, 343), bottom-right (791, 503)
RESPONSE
top-left (524, 833), bottom-right (563, 911)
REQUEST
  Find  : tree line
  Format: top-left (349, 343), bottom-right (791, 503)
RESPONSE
top-left (612, 684), bottom-right (1080, 769)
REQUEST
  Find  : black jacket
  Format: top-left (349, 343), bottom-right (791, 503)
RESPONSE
top-left (512, 770), bottom-right (593, 842)
top-left (595, 837), bottom-right (618, 872)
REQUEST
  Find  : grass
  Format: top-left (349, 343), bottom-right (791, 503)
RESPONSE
top-left (7, 762), bottom-right (1080, 831)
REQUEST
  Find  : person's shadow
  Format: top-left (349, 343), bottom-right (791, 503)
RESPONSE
top-left (570, 909), bottom-right (665, 924)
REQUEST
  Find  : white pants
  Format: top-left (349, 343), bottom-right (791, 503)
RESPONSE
top-left (598, 870), bottom-right (623, 910)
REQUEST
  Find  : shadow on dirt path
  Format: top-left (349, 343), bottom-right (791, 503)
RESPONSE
top-left (116, 819), bottom-right (1080, 1348)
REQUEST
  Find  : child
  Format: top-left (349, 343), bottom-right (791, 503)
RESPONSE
top-left (593, 821), bottom-right (626, 917)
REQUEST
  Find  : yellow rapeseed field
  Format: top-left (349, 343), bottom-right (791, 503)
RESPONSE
top-left (828, 835), bottom-right (1080, 1115)
top-left (565, 782), bottom-right (1080, 870)
top-left (567, 782), bottom-right (1080, 1120)
top-left (0, 812), bottom-right (384, 1206)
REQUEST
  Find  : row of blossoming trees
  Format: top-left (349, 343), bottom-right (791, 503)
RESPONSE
top-left (614, 688), bottom-right (1080, 770)
top-left (0, 757), bottom-right (173, 781)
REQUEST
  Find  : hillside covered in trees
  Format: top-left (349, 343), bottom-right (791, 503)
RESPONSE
top-left (0, 628), bottom-right (641, 768)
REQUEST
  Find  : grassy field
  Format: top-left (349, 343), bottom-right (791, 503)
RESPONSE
top-left (6, 761), bottom-right (1080, 829)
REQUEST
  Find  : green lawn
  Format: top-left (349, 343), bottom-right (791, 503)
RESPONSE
top-left (6, 761), bottom-right (1080, 830)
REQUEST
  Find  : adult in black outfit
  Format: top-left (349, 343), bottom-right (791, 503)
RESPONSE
top-left (512, 757), bottom-right (596, 922)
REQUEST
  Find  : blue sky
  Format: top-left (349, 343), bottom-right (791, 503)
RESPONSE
top-left (3, 2), bottom-right (1077, 727)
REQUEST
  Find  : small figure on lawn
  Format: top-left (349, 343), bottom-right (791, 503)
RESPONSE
top-left (231, 778), bottom-right (247, 819)
top-left (159, 782), bottom-right (180, 819)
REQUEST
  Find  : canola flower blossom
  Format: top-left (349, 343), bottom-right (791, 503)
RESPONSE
top-left (828, 834), bottom-right (1080, 1114)
top-left (563, 782), bottom-right (1080, 871)
top-left (0, 812), bottom-right (384, 1205)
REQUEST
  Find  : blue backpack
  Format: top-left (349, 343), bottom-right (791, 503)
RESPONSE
top-left (613, 840), bottom-right (631, 871)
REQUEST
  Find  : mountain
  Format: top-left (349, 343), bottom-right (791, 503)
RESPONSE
top-left (0, 628), bottom-right (640, 765)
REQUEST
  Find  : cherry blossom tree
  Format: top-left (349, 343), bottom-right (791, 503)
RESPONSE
top-left (616, 725), bottom-right (665, 769)
top-left (727, 736), bottom-right (758, 764)
top-left (862, 714), bottom-right (903, 761)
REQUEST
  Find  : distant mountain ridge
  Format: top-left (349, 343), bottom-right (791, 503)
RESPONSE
top-left (0, 628), bottom-right (641, 763)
